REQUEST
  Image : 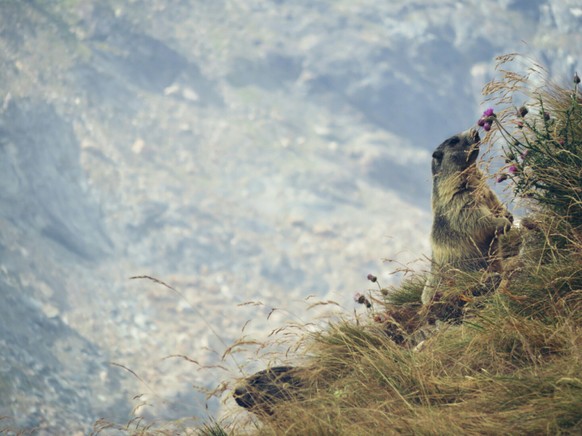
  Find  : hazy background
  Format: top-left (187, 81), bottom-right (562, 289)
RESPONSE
top-left (0, 0), bottom-right (581, 432)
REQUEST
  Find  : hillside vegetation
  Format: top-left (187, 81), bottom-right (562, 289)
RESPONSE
top-left (211, 56), bottom-right (582, 435)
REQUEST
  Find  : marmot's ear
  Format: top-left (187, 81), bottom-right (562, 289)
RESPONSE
top-left (432, 150), bottom-right (443, 160)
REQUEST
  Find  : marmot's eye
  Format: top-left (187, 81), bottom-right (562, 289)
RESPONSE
top-left (448, 137), bottom-right (460, 146)
top-left (432, 150), bottom-right (443, 160)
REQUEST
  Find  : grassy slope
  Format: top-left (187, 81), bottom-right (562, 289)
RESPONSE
top-left (213, 57), bottom-right (582, 436)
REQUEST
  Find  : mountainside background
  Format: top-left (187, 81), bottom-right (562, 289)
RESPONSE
top-left (0, 0), bottom-right (581, 432)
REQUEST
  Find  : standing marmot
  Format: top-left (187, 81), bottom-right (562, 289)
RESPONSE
top-left (421, 128), bottom-right (512, 305)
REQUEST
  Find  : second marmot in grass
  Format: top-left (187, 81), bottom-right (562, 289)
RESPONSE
top-left (421, 128), bottom-right (513, 305)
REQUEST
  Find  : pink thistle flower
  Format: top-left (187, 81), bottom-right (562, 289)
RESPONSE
top-left (483, 122), bottom-right (491, 132)
top-left (508, 164), bottom-right (518, 174)
top-left (483, 108), bottom-right (495, 117)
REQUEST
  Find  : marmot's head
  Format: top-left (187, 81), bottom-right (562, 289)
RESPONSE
top-left (431, 128), bottom-right (480, 177)
top-left (233, 366), bottom-right (303, 415)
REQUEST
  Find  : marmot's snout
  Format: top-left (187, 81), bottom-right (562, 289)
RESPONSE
top-left (461, 127), bottom-right (480, 146)
top-left (462, 127), bottom-right (481, 165)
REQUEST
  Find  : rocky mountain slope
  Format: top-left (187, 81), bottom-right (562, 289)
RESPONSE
top-left (0, 0), bottom-right (580, 432)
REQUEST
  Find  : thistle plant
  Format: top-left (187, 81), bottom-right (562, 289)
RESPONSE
top-left (480, 56), bottom-right (582, 229)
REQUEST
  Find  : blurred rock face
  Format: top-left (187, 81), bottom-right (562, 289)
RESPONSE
top-left (0, 0), bottom-right (580, 432)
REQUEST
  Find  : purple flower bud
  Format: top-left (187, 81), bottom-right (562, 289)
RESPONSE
top-left (483, 108), bottom-right (495, 117)
top-left (367, 273), bottom-right (377, 283)
top-left (496, 174), bottom-right (509, 183)
top-left (517, 121), bottom-right (524, 129)
top-left (543, 111), bottom-right (550, 121)
top-left (575, 72), bottom-right (581, 84)
top-left (483, 122), bottom-right (491, 132)
top-left (518, 106), bottom-right (528, 117)
top-left (354, 293), bottom-right (371, 307)
top-left (477, 117), bottom-right (486, 127)
top-left (508, 164), bottom-right (518, 174)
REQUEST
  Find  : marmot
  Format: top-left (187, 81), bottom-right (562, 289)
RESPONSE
top-left (421, 128), bottom-right (512, 305)
top-left (233, 366), bottom-right (304, 415)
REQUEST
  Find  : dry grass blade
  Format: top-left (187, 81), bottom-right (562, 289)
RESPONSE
top-left (306, 300), bottom-right (341, 310)
top-left (221, 340), bottom-right (264, 361)
top-left (161, 354), bottom-right (200, 365)
top-left (110, 361), bottom-right (148, 386)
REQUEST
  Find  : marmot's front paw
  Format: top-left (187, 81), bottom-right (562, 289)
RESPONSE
top-left (495, 216), bottom-right (512, 234)
top-left (505, 211), bottom-right (514, 224)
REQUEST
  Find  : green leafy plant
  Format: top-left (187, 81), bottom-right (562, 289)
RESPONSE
top-left (483, 55), bottom-right (582, 230)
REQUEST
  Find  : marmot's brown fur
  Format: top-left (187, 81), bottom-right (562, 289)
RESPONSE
top-left (421, 128), bottom-right (512, 304)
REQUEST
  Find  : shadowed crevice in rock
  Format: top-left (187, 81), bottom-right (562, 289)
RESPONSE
top-left (0, 99), bottom-right (113, 261)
